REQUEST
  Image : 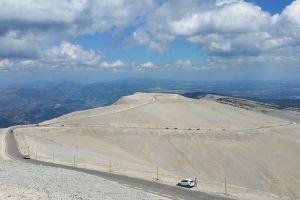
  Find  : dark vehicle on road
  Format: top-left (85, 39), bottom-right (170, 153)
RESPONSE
top-left (23, 154), bottom-right (30, 159)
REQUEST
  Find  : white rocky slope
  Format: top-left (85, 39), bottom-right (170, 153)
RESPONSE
top-left (13, 93), bottom-right (300, 200)
top-left (42, 92), bottom-right (287, 129)
top-left (0, 161), bottom-right (169, 200)
top-left (0, 129), bottom-right (168, 200)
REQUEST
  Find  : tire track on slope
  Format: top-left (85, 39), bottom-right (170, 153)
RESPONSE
top-left (45, 97), bottom-right (157, 126)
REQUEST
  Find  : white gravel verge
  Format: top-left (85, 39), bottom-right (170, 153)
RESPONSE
top-left (0, 160), bottom-right (169, 200)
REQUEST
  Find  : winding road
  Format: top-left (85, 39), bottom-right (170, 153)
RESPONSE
top-left (4, 127), bottom-right (233, 200)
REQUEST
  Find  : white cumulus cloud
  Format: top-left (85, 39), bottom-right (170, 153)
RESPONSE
top-left (140, 62), bottom-right (155, 68)
top-left (133, 0), bottom-right (300, 61)
top-left (0, 59), bottom-right (13, 70)
top-left (0, 0), bottom-right (300, 72)
top-left (176, 59), bottom-right (192, 68)
top-left (0, 0), bottom-right (157, 58)
top-left (101, 60), bottom-right (125, 69)
top-left (43, 42), bottom-right (101, 66)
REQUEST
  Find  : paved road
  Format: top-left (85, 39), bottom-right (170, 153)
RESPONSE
top-left (5, 127), bottom-right (234, 200)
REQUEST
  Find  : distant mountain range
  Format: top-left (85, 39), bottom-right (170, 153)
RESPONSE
top-left (0, 117), bottom-right (15, 127)
top-left (0, 79), bottom-right (299, 128)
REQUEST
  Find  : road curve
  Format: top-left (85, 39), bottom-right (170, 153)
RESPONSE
top-left (5, 126), bottom-right (234, 200)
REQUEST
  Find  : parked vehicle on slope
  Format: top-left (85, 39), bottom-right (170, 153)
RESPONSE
top-left (177, 178), bottom-right (196, 188)
top-left (23, 154), bottom-right (30, 159)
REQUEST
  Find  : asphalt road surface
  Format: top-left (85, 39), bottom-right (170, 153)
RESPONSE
top-left (5, 127), bottom-right (234, 200)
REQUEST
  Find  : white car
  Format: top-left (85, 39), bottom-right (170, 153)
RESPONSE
top-left (177, 179), bottom-right (196, 188)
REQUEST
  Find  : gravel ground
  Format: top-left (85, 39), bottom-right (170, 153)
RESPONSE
top-left (0, 161), bottom-right (168, 200)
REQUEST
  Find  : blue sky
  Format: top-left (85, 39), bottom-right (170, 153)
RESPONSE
top-left (248, 0), bottom-right (294, 14)
top-left (0, 0), bottom-right (299, 85)
top-left (74, 0), bottom-right (294, 64)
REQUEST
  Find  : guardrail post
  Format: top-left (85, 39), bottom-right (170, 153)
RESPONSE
top-left (225, 177), bottom-right (228, 195)
top-left (73, 155), bottom-right (76, 167)
top-left (109, 160), bottom-right (112, 172)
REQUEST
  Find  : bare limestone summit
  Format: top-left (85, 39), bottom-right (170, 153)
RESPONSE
top-left (12, 92), bottom-right (300, 200)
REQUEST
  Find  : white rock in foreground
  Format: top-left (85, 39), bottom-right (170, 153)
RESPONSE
top-left (0, 161), bottom-right (168, 200)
